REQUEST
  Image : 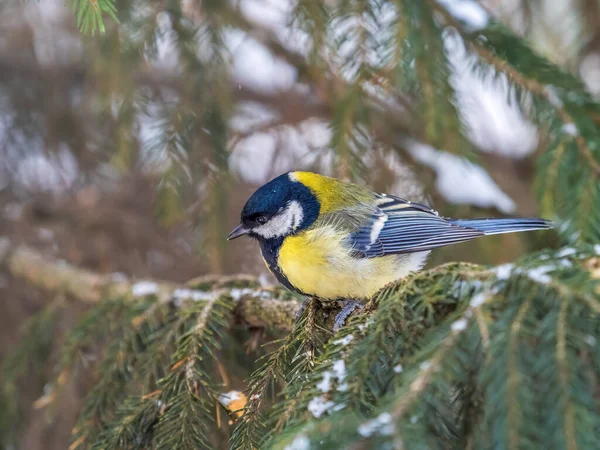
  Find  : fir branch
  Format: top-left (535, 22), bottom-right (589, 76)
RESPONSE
top-left (230, 302), bottom-right (326, 450)
top-left (55, 299), bottom-right (128, 384)
top-left (277, 263), bottom-right (491, 429)
top-left (70, 297), bottom-right (165, 448)
top-left (292, 0), bottom-right (329, 64)
top-left (0, 299), bottom-right (64, 449)
top-left (70, 0), bottom-right (119, 35)
top-left (230, 340), bottom-right (287, 449)
top-left (135, 306), bottom-right (199, 394)
top-left (95, 396), bottom-right (162, 450)
top-left (0, 239), bottom-right (301, 329)
top-left (4, 239), bottom-right (599, 449)
top-left (153, 296), bottom-right (235, 450)
top-left (430, 2), bottom-right (600, 178)
top-left (270, 298), bottom-right (329, 433)
top-left (267, 247), bottom-right (600, 450)
top-left (430, 3), bottom-right (600, 242)
top-left (557, 299), bottom-right (577, 450)
top-left (200, 102), bottom-right (232, 273)
top-left (467, 42), bottom-right (600, 176)
top-left (29, 298), bottom-right (134, 421)
top-left (398, 0), bottom-right (473, 159)
top-left (89, 303), bottom-right (204, 449)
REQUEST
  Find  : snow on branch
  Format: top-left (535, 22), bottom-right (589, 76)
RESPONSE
top-left (0, 237), bottom-right (300, 330)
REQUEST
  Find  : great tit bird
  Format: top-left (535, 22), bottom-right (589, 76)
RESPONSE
top-left (228, 171), bottom-right (553, 327)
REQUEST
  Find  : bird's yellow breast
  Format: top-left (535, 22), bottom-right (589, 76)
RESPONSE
top-left (278, 226), bottom-right (425, 300)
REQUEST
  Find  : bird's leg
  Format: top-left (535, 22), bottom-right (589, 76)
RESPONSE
top-left (333, 300), bottom-right (363, 332)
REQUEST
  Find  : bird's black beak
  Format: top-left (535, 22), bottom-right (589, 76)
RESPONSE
top-left (227, 224), bottom-right (250, 240)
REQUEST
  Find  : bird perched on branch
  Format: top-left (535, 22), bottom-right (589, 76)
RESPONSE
top-left (228, 171), bottom-right (553, 330)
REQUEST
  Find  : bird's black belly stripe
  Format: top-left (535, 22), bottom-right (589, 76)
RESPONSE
top-left (259, 237), bottom-right (305, 295)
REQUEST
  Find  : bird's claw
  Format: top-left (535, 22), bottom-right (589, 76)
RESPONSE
top-left (333, 300), bottom-right (363, 332)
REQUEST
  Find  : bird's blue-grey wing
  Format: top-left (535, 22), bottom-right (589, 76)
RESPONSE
top-left (348, 195), bottom-right (484, 257)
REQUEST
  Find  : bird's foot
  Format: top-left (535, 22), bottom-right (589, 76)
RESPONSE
top-left (333, 300), bottom-right (363, 332)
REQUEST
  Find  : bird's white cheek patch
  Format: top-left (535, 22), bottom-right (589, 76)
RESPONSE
top-left (254, 200), bottom-right (304, 238)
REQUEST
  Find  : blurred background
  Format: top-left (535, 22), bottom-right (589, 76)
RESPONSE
top-left (0, 0), bottom-right (598, 448)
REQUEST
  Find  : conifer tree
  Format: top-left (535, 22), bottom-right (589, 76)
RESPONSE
top-left (1, 1), bottom-right (599, 449)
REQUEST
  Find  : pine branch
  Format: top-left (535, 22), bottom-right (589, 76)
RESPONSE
top-left (268, 263), bottom-right (490, 433)
top-left (468, 39), bottom-right (600, 176)
top-left (430, 1), bottom-right (600, 243)
top-left (70, 0), bottom-right (119, 34)
top-left (94, 396), bottom-right (162, 450)
top-left (0, 299), bottom-right (65, 449)
top-left (269, 298), bottom-right (328, 432)
top-left (152, 296), bottom-right (235, 450)
top-left (3, 236), bottom-right (599, 449)
top-left (231, 299), bottom-right (328, 450)
top-left (399, 0), bottom-right (473, 160)
top-left (0, 238), bottom-right (301, 330)
top-left (43, 298), bottom-right (131, 411)
top-left (267, 246), bottom-right (600, 449)
top-left (70, 298), bottom-right (164, 448)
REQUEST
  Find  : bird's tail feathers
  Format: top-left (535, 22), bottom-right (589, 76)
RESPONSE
top-left (449, 218), bottom-right (553, 236)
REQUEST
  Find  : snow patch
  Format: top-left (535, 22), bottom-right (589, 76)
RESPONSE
top-left (307, 396), bottom-right (335, 418)
top-left (585, 335), bottom-right (597, 347)
top-left (437, 0), bottom-right (489, 30)
top-left (406, 140), bottom-right (515, 213)
top-left (561, 123), bottom-right (578, 136)
top-left (451, 318), bottom-right (468, 332)
top-left (229, 288), bottom-right (255, 301)
top-left (332, 360), bottom-right (348, 391)
top-left (358, 317), bottom-right (375, 332)
top-left (284, 434), bottom-right (311, 450)
top-left (558, 259), bottom-right (573, 268)
top-left (14, 146), bottom-right (78, 194)
top-left (469, 292), bottom-right (490, 308)
top-left (316, 360), bottom-right (349, 393)
top-left (132, 281), bottom-right (158, 297)
top-left (526, 266), bottom-right (555, 284)
top-left (494, 264), bottom-right (514, 280)
top-left (226, 30), bottom-right (297, 93)
top-left (316, 371), bottom-right (333, 393)
top-left (357, 412), bottom-right (395, 437)
top-left (229, 117), bottom-right (332, 186)
top-left (333, 335), bottom-right (354, 346)
top-left (173, 289), bottom-right (216, 302)
top-left (446, 33), bottom-right (538, 159)
top-left (332, 360), bottom-right (347, 382)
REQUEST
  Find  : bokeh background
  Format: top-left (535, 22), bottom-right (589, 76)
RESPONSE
top-left (0, 0), bottom-right (598, 448)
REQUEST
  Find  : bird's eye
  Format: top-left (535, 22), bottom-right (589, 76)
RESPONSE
top-left (256, 216), bottom-right (267, 225)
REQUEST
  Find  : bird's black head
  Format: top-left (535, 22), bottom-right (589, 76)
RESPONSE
top-left (227, 172), bottom-right (320, 241)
